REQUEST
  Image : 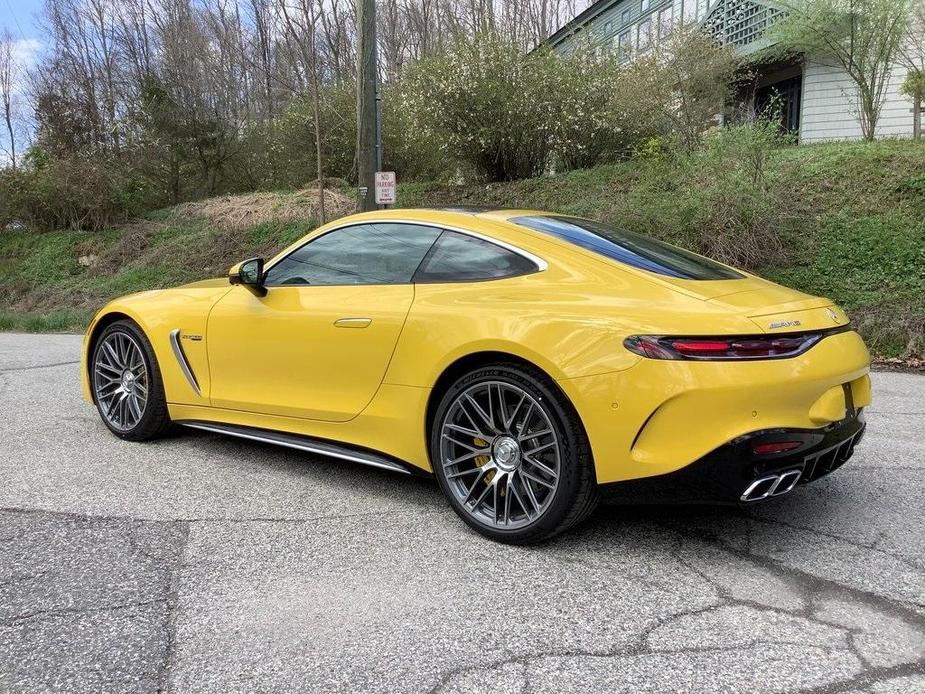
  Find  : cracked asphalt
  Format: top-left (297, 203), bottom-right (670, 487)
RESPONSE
top-left (1, 332), bottom-right (923, 693)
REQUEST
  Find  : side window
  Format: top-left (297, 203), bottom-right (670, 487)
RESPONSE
top-left (264, 223), bottom-right (441, 286)
top-left (414, 231), bottom-right (538, 283)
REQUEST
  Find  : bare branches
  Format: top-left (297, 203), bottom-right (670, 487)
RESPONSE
top-left (0, 30), bottom-right (19, 169)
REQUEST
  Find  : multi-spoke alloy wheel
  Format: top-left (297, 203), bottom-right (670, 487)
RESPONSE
top-left (93, 332), bottom-right (149, 431)
top-left (432, 364), bottom-right (598, 544)
top-left (441, 381), bottom-right (560, 529)
top-left (90, 320), bottom-right (170, 440)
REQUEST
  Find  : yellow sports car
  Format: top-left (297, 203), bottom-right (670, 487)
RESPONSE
top-left (82, 209), bottom-right (871, 543)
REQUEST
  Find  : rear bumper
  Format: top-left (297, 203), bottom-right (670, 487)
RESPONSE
top-left (600, 410), bottom-right (866, 504)
top-left (558, 329), bottom-right (871, 484)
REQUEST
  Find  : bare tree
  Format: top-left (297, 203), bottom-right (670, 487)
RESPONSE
top-left (898, 0), bottom-right (925, 139)
top-left (0, 30), bottom-right (18, 169)
top-left (279, 0), bottom-right (327, 220)
top-left (772, 0), bottom-right (912, 141)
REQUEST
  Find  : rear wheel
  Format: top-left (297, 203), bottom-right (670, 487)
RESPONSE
top-left (91, 320), bottom-right (170, 441)
top-left (431, 363), bottom-right (598, 544)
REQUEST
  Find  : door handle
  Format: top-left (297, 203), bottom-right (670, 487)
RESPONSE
top-left (334, 318), bottom-right (372, 328)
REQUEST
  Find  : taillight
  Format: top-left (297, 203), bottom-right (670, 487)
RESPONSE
top-left (752, 441), bottom-right (803, 455)
top-left (624, 333), bottom-right (825, 361)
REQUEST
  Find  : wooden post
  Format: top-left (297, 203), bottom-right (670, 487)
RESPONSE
top-left (357, 0), bottom-right (379, 212)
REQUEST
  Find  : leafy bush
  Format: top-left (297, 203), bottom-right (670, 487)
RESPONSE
top-left (605, 120), bottom-right (799, 270)
top-left (682, 120), bottom-right (798, 268)
top-left (403, 33), bottom-right (642, 181)
top-left (402, 33), bottom-right (556, 181)
top-left (616, 26), bottom-right (743, 153)
top-left (270, 85), bottom-right (357, 188)
top-left (267, 83), bottom-right (445, 189)
top-left (2, 152), bottom-right (158, 231)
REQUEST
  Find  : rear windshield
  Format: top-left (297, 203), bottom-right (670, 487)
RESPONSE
top-left (511, 215), bottom-right (743, 280)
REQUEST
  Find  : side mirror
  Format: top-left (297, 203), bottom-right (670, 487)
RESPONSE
top-left (229, 257), bottom-right (266, 296)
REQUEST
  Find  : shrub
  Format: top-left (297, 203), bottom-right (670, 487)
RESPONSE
top-left (403, 33), bottom-right (641, 181)
top-left (268, 82), bottom-right (445, 189)
top-left (683, 121), bottom-right (797, 268)
top-left (2, 151), bottom-right (158, 231)
top-left (615, 119), bottom-right (799, 270)
top-left (547, 47), bottom-right (638, 171)
top-left (403, 33), bottom-right (556, 181)
top-left (271, 85), bottom-right (357, 188)
top-left (616, 26), bottom-right (744, 153)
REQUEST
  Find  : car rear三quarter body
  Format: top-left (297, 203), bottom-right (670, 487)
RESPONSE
top-left (82, 209), bottom-right (871, 543)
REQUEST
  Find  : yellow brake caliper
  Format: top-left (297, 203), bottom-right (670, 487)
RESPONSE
top-left (474, 437), bottom-right (496, 486)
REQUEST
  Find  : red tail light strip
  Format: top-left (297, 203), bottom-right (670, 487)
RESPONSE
top-left (624, 326), bottom-right (850, 361)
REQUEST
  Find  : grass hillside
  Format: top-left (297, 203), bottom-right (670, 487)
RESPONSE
top-left (1, 140), bottom-right (923, 364)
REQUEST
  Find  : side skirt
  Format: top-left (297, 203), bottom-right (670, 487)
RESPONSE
top-left (177, 420), bottom-right (419, 476)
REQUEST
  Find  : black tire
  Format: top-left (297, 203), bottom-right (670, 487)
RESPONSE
top-left (90, 319), bottom-right (171, 441)
top-left (430, 362), bottom-right (599, 544)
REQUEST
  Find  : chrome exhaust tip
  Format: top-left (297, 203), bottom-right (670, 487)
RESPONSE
top-left (741, 469), bottom-right (802, 502)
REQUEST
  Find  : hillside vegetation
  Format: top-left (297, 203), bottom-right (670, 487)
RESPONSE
top-left (1, 139), bottom-right (923, 364)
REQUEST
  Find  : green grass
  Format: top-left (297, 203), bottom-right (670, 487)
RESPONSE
top-left (1, 138), bottom-right (923, 362)
top-left (0, 309), bottom-right (95, 332)
top-left (247, 220), bottom-right (317, 247)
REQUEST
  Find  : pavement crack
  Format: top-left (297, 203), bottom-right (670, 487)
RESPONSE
top-left (745, 515), bottom-right (925, 571)
top-left (0, 505), bottom-right (437, 527)
top-left (802, 657), bottom-right (925, 693)
top-left (0, 360), bottom-right (80, 373)
top-left (156, 521), bottom-right (190, 694)
top-left (672, 522), bottom-right (925, 630)
top-left (2, 598), bottom-right (168, 626)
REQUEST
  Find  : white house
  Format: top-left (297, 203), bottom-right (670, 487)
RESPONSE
top-left (546, 0), bottom-right (924, 143)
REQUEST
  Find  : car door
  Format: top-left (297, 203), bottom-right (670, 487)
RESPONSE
top-left (206, 222), bottom-right (442, 422)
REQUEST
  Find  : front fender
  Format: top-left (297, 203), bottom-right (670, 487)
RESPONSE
top-left (81, 287), bottom-right (230, 407)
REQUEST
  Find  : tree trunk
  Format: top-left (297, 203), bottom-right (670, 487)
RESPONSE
top-left (4, 110), bottom-right (14, 170)
top-left (309, 12), bottom-right (326, 224)
top-left (169, 150), bottom-right (180, 205)
top-left (915, 90), bottom-right (922, 141)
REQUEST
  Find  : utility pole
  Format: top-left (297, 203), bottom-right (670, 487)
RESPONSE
top-left (357, 0), bottom-right (380, 211)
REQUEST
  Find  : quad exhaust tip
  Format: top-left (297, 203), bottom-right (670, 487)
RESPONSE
top-left (741, 469), bottom-right (802, 502)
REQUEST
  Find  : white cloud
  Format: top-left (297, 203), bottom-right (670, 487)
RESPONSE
top-left (11, 37), bottom-right (42, 69)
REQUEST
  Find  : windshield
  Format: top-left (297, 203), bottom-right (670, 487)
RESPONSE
top-left (511, 215), bottom-right (743, 280)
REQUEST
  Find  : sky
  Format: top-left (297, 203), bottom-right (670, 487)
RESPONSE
top-left (1, 0), bottom-right (43, 73)
top-left (1, 0), bottom-right (42, 39)
top-left (1, 0), bottom-right (42, 165)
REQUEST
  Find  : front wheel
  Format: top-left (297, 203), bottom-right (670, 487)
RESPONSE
top-left (430, 363), bottom-right (599, 544)
top-left (90, 319), bottom-right (171, 441)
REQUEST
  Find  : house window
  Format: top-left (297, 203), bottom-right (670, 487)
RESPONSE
top-left (617, 30), bottom-right (631, 61)
top-left (605, 20), bottom-right (613, 34)
top-left (658, 6), bottom-right (673, 39)
top-left (622, 9), bottom-right (632, 24)
top-left (640, 0), bottom-right (651, 12)
top-left (637, 19), bottom-right (652, 51)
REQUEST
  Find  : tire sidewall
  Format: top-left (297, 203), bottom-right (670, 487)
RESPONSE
top-left (430, 364), bottom-right (588, 543)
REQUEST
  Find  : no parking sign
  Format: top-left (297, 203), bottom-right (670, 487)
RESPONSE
top-left (375, 171), bottom-right (396, 205)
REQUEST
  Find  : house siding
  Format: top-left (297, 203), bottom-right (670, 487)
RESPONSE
top-left (801, 61), bottom-right (918, 143)
top-left (548, 0), bottom-right (923, 144)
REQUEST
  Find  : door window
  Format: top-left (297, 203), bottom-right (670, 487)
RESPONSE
top-left (264, 223), bottom-right (442, 286)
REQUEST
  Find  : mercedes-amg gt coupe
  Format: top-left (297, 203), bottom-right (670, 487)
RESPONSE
top-left (82, 208), bottom-right (871, 543)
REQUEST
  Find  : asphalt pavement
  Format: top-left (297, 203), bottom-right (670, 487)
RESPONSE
top-left (1, 332), bottom-right (923, 693)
